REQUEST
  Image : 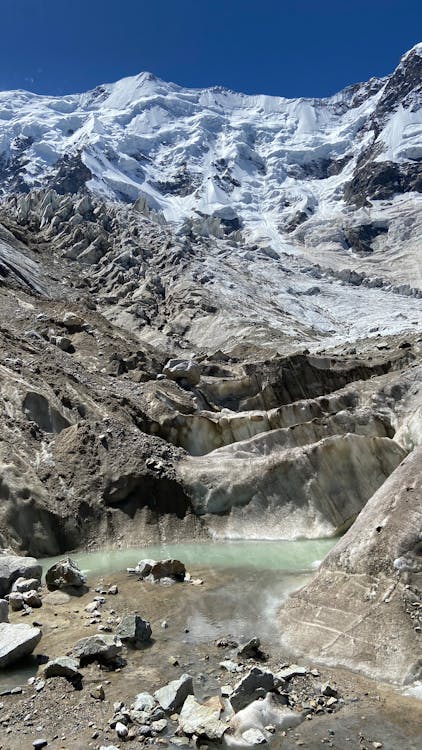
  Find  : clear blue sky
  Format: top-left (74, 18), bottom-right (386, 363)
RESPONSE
top-left (1, 0), bottom-right (421, 98)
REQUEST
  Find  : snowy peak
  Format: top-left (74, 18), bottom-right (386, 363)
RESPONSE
top-left (0, 45), bottom-right (421, 250)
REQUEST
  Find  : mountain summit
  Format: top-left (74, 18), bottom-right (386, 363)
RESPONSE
top-left (0, 45), bottom-right (421, 247)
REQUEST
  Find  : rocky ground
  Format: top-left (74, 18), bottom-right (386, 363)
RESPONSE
top-left (0, 186), bottom-right (421, 743)
top-left (0, 561), bottom-right (421, 750)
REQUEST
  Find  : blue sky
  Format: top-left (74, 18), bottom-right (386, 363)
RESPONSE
top-left (1, 0), bottom-right (421, 97)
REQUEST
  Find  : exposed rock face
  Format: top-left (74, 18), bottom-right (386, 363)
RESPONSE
top-left (279, 447), bottom-right (422, 684)
top-left (0, 622), bottom-right (41, 667)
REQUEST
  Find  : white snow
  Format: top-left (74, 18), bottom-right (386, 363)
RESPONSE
top-left (0, 52), bottom-right (414, 248)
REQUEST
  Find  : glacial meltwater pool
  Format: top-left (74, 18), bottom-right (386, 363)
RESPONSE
top-left (40, 537), bottom-right (336, 577)
top-left (1, 538), bottom-right (335, 692)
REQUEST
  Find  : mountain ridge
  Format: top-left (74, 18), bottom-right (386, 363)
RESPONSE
top-left (0, 44), bottom-right (420, 252)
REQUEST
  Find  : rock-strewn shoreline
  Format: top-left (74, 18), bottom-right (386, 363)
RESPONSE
top-left (0, 554), bottom-right (420, 750)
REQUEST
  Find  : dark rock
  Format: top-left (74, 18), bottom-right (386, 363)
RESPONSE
top-left (237, 637), bottom-right (266, 660)
top-left (230, 667), bottom-right (280, 711)
top-left (45, 557), bottom-right (86, 591)
top-left (45, 152), bottom-right (92, 195)
top-left (149, 559), bottom-right (186, 582)
top-left (344, 224), bottom-right (388, 254)
top-left (0, 599), bottom-right (8, 623)
top-left (116, 614), bottom-right (152, 647)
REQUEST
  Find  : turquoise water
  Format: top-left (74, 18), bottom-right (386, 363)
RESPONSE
top-left (41, 537), bottom-right (335, 578)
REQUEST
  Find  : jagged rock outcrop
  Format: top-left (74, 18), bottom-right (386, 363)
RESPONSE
top-left (278, 448), bottom-right (422, 683)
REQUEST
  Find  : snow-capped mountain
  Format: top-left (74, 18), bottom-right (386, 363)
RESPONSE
top-left (0, 44), bottom-right (421, 249)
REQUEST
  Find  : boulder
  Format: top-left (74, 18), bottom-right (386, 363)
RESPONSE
top-left (0, 599), bottom-right (9, 623)
top-left (23, 590), bottom-right (42, 608)
top-left (132, 692), bottom-right (156, 713)
top-left (45, 557), bottom-right (86, 591)
top-left (149, 559), bottom-right (186, 582)
top-left (0, 623), bottom-right (42, 668)
top-left (179, 695), bottom-right (228, 740)
top-left (43, 656), bottom-right (82, 681)
top-left (134, 559), bottom-right (156, 578)
top-left (276, 665), bottom-right (307, 680)
top-left (154, 673), bottom-right (194, 712)
top-left (115, 721), bottom-right (128, 739)
top-left (62, 311), bottom-right (84, 329)
top-left (237, 637), bottom-right (265, 660)
top-left (8, 592), bottom-right (25, 611)
top-left (70, 634), bottom-right (122, 666)
top-left (12, 577), bottom-right (40, 593)
top-left (116, 614), bottom-right (152, 647)
top-left (163, 359), bottom-right (201, 386)
top-left (230, 668), bottom-right (280, 711)
top-left (0, 555), bottom-right (42, 597)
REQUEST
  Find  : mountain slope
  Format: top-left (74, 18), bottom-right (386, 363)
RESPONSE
top-left (0, 45), bottom-right (421, 249)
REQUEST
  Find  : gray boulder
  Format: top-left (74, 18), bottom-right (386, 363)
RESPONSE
top-left (132, 691), bottom-right (156, 713)
top-left (43, 656), bottom-right (82, 681)
top-left (237, 637), bottom-right (265, 660)
top-left (116, 614), bottom-right (152, 647)
top-left (45, 557), bottom-right (86, 591)
top-left (231, 668), bottom-right (280, 711)
top-left (8, 592), bottom-right (25, 611)
top-left (0, 555), bottom-right (42, 597)
top-left (154, 673), bottom-right (194, 712)
top-left (70, 634), bottom-right (122, 666)
top-left (0, 623), bottom-right (42, 668)
top-left (178, 695), bottom-right (228, 740)
top-left (0, 599), bottom-right (9, 623)
top-left (163, 359), bottom-right (201, 386)
top-left (12, 577), bottom-right (41, 593)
